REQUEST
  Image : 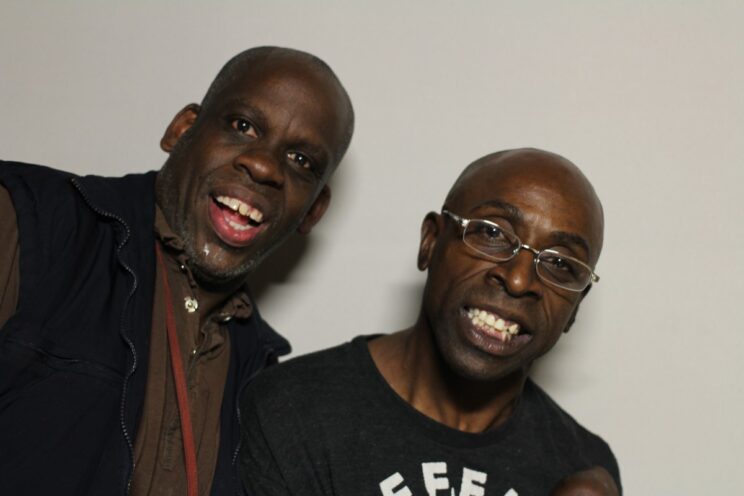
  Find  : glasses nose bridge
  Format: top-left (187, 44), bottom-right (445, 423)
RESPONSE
top-left (514, 242), bottom-right (541, 265)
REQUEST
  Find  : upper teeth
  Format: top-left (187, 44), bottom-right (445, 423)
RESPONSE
top-left (215, 195), bottom-right (264, 223)
top-left (467, 307), bottom-right (520, 336)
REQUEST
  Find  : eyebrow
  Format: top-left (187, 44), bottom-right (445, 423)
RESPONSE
top-left (222, 98), bottom-right (268, 129)
top-left (549, 231), bottom-right (590, 257)
top-left (470, 200), bottom-right (524, 222)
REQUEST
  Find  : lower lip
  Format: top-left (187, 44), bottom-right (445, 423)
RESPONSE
top-left (207, 199), bottom-right (265, 247)
top-left (460, 309), bottom-right (532, 357)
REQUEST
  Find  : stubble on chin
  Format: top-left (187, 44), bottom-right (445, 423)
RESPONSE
top-left (180, 229), bottom-right (260, 291)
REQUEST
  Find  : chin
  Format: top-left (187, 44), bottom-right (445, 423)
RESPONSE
top-left (448, 354), bottom-right (508, 382)
top-left (436, 331), bottom-right (522, 384)
top-left (185, 245), bottom-right (259, 289)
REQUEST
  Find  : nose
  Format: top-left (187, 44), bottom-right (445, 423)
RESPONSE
top-left (487, 249), bottom-right (540, 298)
top-left (234, 148), bottom-right (284, 188)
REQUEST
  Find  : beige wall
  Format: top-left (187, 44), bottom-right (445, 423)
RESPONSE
top-left (2, 1), bottom-right (742, 493)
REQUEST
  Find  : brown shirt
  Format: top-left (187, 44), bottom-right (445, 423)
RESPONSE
top-left (0, 185), bottom-right (19, 329)
top-left (0, 185), bottom-right (251, 495)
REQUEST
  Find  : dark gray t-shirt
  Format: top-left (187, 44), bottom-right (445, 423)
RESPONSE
top-left (240, 336), bottom-right (621, 495)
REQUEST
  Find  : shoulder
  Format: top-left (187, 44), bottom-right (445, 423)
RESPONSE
top-left (245, 339), bottom-right (358, 401)
top-left (0, 162), bottom-right (86, 254)
top-left (0, 160), bottom-right (76, 181)
top-left (524, 380), bottom-right (621, 487)
top-left (0, 160), bottom-right (156, 219)
top-left (524, 381), bottom-right (612, 451)
top-left (241, 336), bottom-right (376, 423)
top-left (0, 161), bottom-right (78, 204)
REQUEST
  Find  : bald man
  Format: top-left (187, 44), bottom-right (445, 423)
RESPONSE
top-left (0, 46), bottom-right (354, 496)
top-left (239, 148), bottom-right (620, 495)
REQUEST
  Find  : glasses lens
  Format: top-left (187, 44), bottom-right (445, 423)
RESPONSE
top-left (536, 250), bottom-right (592, 291)
top-left (463, 220), bottom-right (519, 260)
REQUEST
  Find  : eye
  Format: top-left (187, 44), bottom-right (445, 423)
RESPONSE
top-left (231, 118), bottom-right (258, 138)
top-left (542, 254), bottom-right (575, 274)
top-left (482, 225), bottom-right (502, 240)
top-left (465, 220), bottom-right (516, 255)
top-left (471, 222), bottom-right (507, 243)
top-left (287, 151), bottom-right (313, 171)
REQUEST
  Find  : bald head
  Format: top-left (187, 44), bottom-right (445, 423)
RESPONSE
top-left (445, 148), bottom-right (604, 264)
top-left (200, 46), bottom-right (355, 165)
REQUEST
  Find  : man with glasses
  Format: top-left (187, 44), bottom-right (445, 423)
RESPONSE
top-left (239, 148), bottom-right (620, 495)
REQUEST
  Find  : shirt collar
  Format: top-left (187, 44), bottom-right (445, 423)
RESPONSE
top-left (154, 205), bottom-right (253, 321)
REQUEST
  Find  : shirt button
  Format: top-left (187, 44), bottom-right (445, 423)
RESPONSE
top-left (184, 297), bottom-right (198, 313)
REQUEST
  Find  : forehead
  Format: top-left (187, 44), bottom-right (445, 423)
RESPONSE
top-left (450, 154), bottom-right (604, 261)
top-left (211, 59), bottom-right (348, 154)
top-left (223, 60), bottom-right (340, 106)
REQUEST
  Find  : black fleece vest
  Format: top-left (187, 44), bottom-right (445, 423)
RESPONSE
top-left (0, 161), bottom-right (157, 494)
top-left (0, 161), bottom-right (289, 496)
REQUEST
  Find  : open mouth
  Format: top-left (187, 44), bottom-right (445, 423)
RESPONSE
top-left (208, 194), bottom-right (266, 246)
top-left (464, 306), bottom-right (528, 343)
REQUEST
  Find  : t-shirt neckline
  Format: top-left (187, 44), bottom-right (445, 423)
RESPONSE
top-left (350, 334), bottom-right (531, 450)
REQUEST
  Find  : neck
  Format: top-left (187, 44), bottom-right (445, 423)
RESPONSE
top-left (369, 318), bottom-right (528, 433)
top-left (196, 282), bottom-right (236, 319)
top-left (193, 271), bottom-right (246, 317)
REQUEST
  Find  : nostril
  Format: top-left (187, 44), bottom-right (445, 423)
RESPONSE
top-left (234, 151), bottom-right (284, 187)
top-left (486, 258), bottom-right (540, 298)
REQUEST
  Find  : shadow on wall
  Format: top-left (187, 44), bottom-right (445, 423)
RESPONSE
top-left (247, 232), bottom-right (311, 302)
top-left (247, 152), bottom-right (357, 303)
top-left (530, 310), bottom-right (602, 394)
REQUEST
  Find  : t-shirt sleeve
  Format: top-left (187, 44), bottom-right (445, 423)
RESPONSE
top-left (0, 184), bottom-right (20, 329)
top-left (239, 388), bottom-right (294, 496)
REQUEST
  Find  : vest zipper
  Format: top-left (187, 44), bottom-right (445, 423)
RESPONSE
top-left (230, 345), bottom-right (276, 496)
top-left (71, 178), bottom-right (139, 494)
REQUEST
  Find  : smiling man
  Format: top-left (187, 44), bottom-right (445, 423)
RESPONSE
top-left (0, 47), bottom-right (353, 496)
top-left (239, 148), bottom-right (621, 495)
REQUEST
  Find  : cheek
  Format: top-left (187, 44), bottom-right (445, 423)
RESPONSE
top-left (285, 181), bottom-right (322, 214)
top-left (543, 295), bottom-right (581, 336)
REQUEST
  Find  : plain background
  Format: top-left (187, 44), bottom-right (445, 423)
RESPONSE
top-left (1, 1), bottom-right (742, 493)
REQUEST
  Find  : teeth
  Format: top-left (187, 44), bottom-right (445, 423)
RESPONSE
top-left (467, 307), bottom-right (520, 338)
top-left (227, 219), bottom-right (252, 231)
top-left (215, 195), bottom-right (264, 224)
top-left (249, 209), bottom-right (263, 223)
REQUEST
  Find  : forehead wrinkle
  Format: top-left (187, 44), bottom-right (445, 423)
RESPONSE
top-left (548, 231), bottom-right (591, 259)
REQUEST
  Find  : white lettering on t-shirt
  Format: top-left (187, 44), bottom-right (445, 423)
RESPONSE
top-left (458, 467), bottom-right (487, 496)
top-left (378, 463), bottom-right (516, 496)
top-left (380, 472), bottom-right (413, 496)
top-left (422, 462), bottom-right (450, 495)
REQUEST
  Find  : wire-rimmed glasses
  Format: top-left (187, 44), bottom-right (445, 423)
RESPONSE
top-left (441, 209), bottom-right (599, 292)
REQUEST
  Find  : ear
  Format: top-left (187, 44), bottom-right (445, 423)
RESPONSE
top-left (297, 185), bottom-right (331, 235)
top-left (562, 285), bottom-right (591, 334)
top-left (161, 104), bottom-right (201, 153)
top-left (417, 212), bottom-right (442, 271)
